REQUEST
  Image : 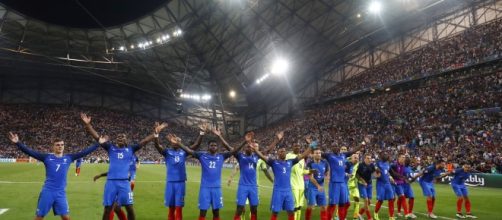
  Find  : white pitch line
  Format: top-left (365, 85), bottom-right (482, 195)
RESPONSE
top-left (371, 204), bottom-right (457, 220)
top-left (0, 209), bottom-right (9, 215)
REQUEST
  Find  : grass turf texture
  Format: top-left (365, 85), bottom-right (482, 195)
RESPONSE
top-left (0, 163), bottom-right (501, 219)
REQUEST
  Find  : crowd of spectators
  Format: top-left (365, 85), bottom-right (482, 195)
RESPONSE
top-left (0, 105), bottom-right (200, 162)
top-left (251, 63), bottom-right (502, 174)
top-left (323, 19), bottom-right (501, 97)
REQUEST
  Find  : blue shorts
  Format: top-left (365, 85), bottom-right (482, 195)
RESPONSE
top-left (199, 187), bottom-right (223, 210)
top-left (76, 163), bottom-right (82, 168)
top-left (419, 181), bottom-right (435, 197)
top-left (328, 182), bottom-right (349, 205)
top-left (376, 183), bottom-right (395, 201)
top-left (403, 183), bottom-right (414, 198)
top-left (307, 187), bottom-right (327, 206)
top-left (129, 171), bottom-right (136, 181)
top-left (103, 180), bottom-right (133, 206)
top-left (36, 189), bottom-right (69, 217)
top-left (358, 183), bottom-right (372, 199)
top-left (237, 185), bottom-right (259, 206)
top-left (270, 190), bottom-right (295, 212)
top-left (451, 184), bottom-right (468, 197)
top-left (394, 184), bottom-right (405, 196)
top-left (165, 181), bottom-right (186, 207)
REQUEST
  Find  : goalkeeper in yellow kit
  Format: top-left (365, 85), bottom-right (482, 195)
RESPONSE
top-left (347, 153), bottom-right (364, 220)
top-left (286, 144), bottom-right (311, 220)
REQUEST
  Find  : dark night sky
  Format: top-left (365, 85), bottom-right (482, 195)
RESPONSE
top-left (0, 0), bottom-right (168, 28)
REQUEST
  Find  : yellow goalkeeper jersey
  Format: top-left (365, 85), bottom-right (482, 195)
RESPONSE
top-left (286, 153), bottom-right (308, 190)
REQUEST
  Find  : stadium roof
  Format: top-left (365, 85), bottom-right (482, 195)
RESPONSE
top-left (0, 0), bottom-right (479, 118)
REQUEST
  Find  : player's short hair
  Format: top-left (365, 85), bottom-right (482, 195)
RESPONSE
top-left (52, 138), bottom-right (64, 144)
top-left (207, 139), bottom-right (218, 145)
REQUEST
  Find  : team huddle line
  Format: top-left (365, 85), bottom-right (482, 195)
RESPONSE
top-left (6, 113), bottom-right (478, 220)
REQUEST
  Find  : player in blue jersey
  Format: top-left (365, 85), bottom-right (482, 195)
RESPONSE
top-left (166, 128), bottom-right (245, 220)
top-left (250, 135), bottom-right (313, 220)
top-left (7, 132), bottom-right (103, 220)
top-left (356, 154), bottom-right (375, 220)
top-left (81, 113), bottom-right (166, 220)
top-left (153, 122), bottom-right (205, 220)
top-left (373, 153), bottom-right (396, 220)
top-left (226, 131), bottom-right (264, 220)
top-left (442, 163), bottom-right (478, 219)
top-left (390, 154), bottom-right (415, 219)
top-left (75, 158), bottom-right (83, 176)
top-left (396, 157), bottom-right (417, 218)
top-left (411, 159), bottom-right (446, 219)
top-left (322, 137), bottom-right (368, 220)
top-left (305, 148), bottom-right (329, 220)
top-left (93, 152), bottom-right (140, 220)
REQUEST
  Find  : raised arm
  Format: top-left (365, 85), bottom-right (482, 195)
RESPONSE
top-left (69, 135), bottom-right (107, 161)
top-left (80, 113), bottom-right (100, 141)
top-left (296, 135), bottom-right (314, 161)
top-left (8, 132), bottom-right (48, 161)
top-left (212, 128), bottom-right (233, 151)
top-left (262, 167), bottom-right (274, 183)
top-left (168, 134), bottom-right (195, 156)
top-left (134, 122), bottom-right (168, 152)
top-left (264, 131), bottom-right (284, 154)
top-left (249, 142), bottom-right (269, 162)
top-left (139, 122), bottom-right (167, 146)
top-left (346, 135), bottom-right (370, 157)
top-left (153, 137), bottom-right (165, 155)
top-left (228, 132), bottom-right (254, 155)
top-left (190, 133), bottom-right (204, 150)
top-left (191, 123), bottom-right (208, 150)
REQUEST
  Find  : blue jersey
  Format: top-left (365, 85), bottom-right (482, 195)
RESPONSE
top-left (235, 153), bottom-right (259, 186)
top-left (451, 168), bottom-right (470, 185)
top-left (420, 164), bottom-right (443, 183)
top-left (194, 152), bottom-right (232, 187)
top-left (163, 148), bottom-right (187, 182)
top-left (307, 160), bottom-right (329, 187)
top-left (404, 166), bottom-right (414, 180)
top-left (129, 155), bottom-right (138, 172)
top-left (322, 153), bottom-right (347, 183)
top-left (267, 158), bottom-right (300, 191)
top-left (15, 143), bottom-right (98, 191)
top-left (376, 161), bottom-right (391, 184)
top-left (103, 143), bottom-right (140, 180)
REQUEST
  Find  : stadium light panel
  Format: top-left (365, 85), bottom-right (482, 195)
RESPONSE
top-left (229, 90), bottom-right (236, 98)
top-left (202, 94), bottom-right (211, 100)
top-left (368, 1), bottom-right (382, 14)
top-left (270, 58), bottom-right (289, 75)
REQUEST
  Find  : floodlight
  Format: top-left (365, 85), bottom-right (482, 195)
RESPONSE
top-left (368, 1), bottom-right (382, 14)
top-left (270, 58), bottom-right (289, 75)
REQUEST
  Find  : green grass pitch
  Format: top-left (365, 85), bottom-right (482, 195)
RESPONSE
top-left (0, 163), bottom-right (501, 219)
